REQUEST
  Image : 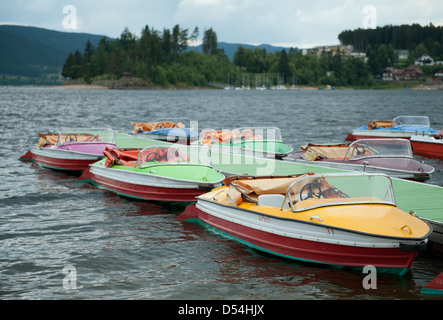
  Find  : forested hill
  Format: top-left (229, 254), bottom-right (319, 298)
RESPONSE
top-left (0, 25), bottom-right (287, 85)
top-left (0, 25), bottom-right (110, 84)
top-left (338, 23), bottom-right (443, 59)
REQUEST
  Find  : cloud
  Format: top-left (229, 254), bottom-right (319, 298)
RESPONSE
top-left (1, 0), bottom-right (443, 48)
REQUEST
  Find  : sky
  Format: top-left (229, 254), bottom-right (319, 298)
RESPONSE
top-left (1, 0), bottom-right (443, 48)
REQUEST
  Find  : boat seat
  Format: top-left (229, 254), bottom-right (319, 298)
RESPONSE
top-left (258, 194), bottom-right (289, 209)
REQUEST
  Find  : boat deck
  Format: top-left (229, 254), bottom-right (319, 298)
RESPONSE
top-left (115, 132), bottom-right (443, 247)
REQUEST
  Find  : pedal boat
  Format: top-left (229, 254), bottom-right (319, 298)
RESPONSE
top-left (178, 173), bottom-right (432, 275)
top-left (19, 129), bottom-right (117, 172)
top-left (285, 139), bottom-right (434, 182)
top-left (410, 135), bottom-right (443, 159)
top-left (131, 119), bottom-right (199, 145)
top-left (346, 116), bottom-right (441, 141)
top-left (79, 145), bottom-right (225, 202)
top-left (199, 127), bottom-right (293, 159)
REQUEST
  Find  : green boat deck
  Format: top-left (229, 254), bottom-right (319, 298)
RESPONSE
top-left (115, 132), bottom-right (443, 245)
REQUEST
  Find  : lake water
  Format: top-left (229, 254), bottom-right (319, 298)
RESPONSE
top-left (1, 87), bottom-right (443, 302)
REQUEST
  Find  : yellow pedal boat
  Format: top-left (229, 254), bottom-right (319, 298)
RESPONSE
top-left (178, 173), bottom-right (432, 275)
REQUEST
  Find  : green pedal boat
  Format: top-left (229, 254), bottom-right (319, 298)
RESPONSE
top-left (79, 145), bottom-right (225, 202)
top-left (199, 127), bottom-right (293, 159)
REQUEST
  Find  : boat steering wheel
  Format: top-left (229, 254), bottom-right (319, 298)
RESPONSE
top-left (146, 152), bottom-right (161, 163)
top-left (300, 182), bottom-right (322, 201)
top-left (65, 134), bottom-right (77, 142)
top-left (351, 145), bottom-right (366, 157)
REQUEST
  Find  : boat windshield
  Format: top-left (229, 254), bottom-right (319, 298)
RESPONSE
top-left (152, 118), bottom-right (197, 130)
top-left (231, 127), bottom-right (283, 143)
top-left (392, 116), bottom-right (430, 127)
top-left (57, 128), bottom-right (116, 146)
top-left (132, 119), bottom-right (197, 133)
top-left (199, 127), bottom-right (283, 145)
top-left (137, 145), bottom-right (212, 168)
top-left (346, 139), bottom-right (413, 159)
top-left (287, 173), bottom-right (396, 212)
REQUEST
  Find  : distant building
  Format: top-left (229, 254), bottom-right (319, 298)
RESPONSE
top-left (347, 52), bottom-right (368, 63)
top-left (303, 44), bottom-right (368, 62)
top-left (382, 67), bottom-right (398, 81)
top-left (382, 65), bottom-right (423, 81)
top-left (303, 45), bottom-right (350, 57)
top-left (395, 50), bottom-right (409, 60)
top-left (402, 65), bottom-right (424, 80)
top-left (434, 71), bottom-right (443, 83)
top-left (415, 54), bottom-right (434, 66)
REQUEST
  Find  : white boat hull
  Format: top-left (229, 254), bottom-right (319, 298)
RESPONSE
top-left (84, 164), bottom-right (222, 202)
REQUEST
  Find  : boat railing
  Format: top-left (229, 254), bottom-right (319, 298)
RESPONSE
top-left (152, 118), bottom-right (198, 130)
top-left (346, 139), bottom-right (413, 159)
top-left (137, 145), bottom-right (213, 168)
top-left (200, 127), bottom-right (285, 145)
top-left (285, 173), bottom-right (397, 212)
top-left (231, 127), bottom-right (284, 143)
top-left (56, 128), bottom-right (116, 146)
top-left (392, 116), bottom-right (431, 128)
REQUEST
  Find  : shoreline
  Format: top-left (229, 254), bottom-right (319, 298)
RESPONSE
top-left (50, 84), bottom-right (110, 90)
top-left (10, 78), bottom-right (442, 91)
top-left (48, 83), bottom-right (443, 91)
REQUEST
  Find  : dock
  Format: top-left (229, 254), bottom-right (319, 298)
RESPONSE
top-left (115, 132), bottom-right (443, 251)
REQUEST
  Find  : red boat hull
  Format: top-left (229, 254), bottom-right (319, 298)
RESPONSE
top-left (346, 133), bottom-right (413, 141)
top-left (180, 205), bottom-right (418, 273)
top-left (421, 272), bottom-right (443, 296)
top-left (410, 140), bottom-right (443, 159)
top-left (346, 132), bottom-right (439, 141)
top-left (83, 169), bottom-right (204, 202)
top-left (19, 150), bottom-right (98, 172)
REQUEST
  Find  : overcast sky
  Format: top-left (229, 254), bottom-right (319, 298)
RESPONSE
top-left (1, 0), bottom-right (443, 48)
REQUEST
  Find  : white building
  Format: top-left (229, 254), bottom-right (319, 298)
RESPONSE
top-left (415, 54), bottom-right (435, 66)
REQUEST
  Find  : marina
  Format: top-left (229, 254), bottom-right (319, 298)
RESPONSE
top-left (2, 87), bottom-right (443, 300)
top-left (114, 131), bottom-right (443, 253)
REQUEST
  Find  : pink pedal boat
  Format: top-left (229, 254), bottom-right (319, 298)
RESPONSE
top-left (20, 129), bottom-right (117, 172)
top-left (285, 139), bottom-right (434, 182)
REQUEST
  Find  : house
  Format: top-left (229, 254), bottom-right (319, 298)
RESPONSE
top-left (402, 65), bottom-right (423, 80)
top-left (348, 52), bottom-right (368, 63)
top-left (382, 65), bottom-right (423, 81)
top-left (303, 45), bottom-right (350, 57)
top-left (395, 50), bottom-right (409, 60)
top-left (415, 54), bottom-right (435, 66)
top-left (382, 67), bottom-right (398, 81)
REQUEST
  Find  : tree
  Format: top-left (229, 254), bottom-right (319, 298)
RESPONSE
top-left (84, 40), bottom-right (95, 61)
top-left (118, 27), bottom-right (136, 52)
top-left (190, 26), bottom-right (199, 49)
top-left (278, 49), bottom-right (291, 83)
top-left (153, 65), bottom-right (167, 85)
top-left (179, 27), bottom-right (189, 53)
top-left (62, 52), bottom-right (76, 78)
top-left (233, 46), bottom-right (246, 68)
top-left (202, 28), bottom-right (218, 55)
top-left (161, 28), bottom-right (172, 62)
